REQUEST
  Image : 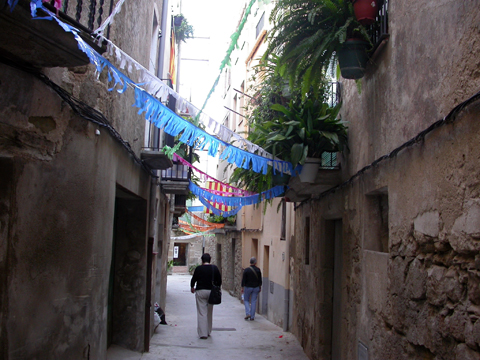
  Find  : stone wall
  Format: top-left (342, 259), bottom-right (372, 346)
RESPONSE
top-left (213, 232), bottom-right (242, 297)
top-left (292, 101), bottom-right (480, 359)
top-left (291, 1), bottom-right (480, 359)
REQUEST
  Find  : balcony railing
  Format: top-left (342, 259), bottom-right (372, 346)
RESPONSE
top-left (368, 0), bottom-right (389, 52)
top-left (161, 162), bottom-right (190, 181)
top-left (320, 151), bottom-right (339, 169)
top-left (43, 0), bottom-right (112, 34)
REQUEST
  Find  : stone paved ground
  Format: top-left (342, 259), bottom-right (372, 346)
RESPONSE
top-left (107, 274), bottom-right (309, 360)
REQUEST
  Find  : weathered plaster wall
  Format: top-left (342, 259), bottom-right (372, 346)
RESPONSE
top-left (240, 199), bottom-right (295, 327)
top-left (0, 65), bottom-right (151, 358)
top-left (293, 101), bottom-right (480, 359)
top-left (0, 0), bottom-right (164, 354)
top-left (341, 0), bottom-right (480, 177)
top-left (291, 1), bottom-right (480, 359)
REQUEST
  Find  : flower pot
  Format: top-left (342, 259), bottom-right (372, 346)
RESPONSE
top-left (337, 39), bottom-right (369, 79)
top-left (299, 157), bottom-right (322, 183)
top-left (173, 16), bottom-right (184, 26)
top-left (352, 0), bottom-right (379, 25)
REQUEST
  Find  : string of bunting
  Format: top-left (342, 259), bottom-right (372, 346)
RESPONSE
top-left (179, 222), bottom-right (219, 232)
top-left (28, 4), bottom-right (295, 176)
top-left (173, 154), bottom-right (255, 196)
top-left (197, 0), bottom-right (258, 115)
top-left (171, 230), bottom-right (215, 240)
top-left (91, 21), bottom-right (277, 163)
top-left (93, 0), bottom-right (127, 37)
top-left (185, 210), bottom-right (226, 227)
top-left (189, 181), bottom-right (284, 217)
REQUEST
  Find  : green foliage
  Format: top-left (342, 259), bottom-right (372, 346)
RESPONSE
top-left (207, 215), bottom-right (236, 226)
top-left (174, 15), bottom-right (194, 44)
top-left (264, 0), bottom-right (371, 93)
top-left (266, 99), bottom-right (348, 168)
top-left (189, 264), bottom-right (199, 274)
top-left (229, 55), bottom-right (347, 195)
top-left (167, 260), bottom-right (174, 270)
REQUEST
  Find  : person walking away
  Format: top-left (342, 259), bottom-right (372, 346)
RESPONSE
top-left (190, 253), bottom-right (222, 339)
top-left (241, 257), bottom-right (262, 321)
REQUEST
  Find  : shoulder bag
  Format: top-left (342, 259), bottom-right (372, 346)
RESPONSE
top-left (208, 265), bottom-right (222, 305)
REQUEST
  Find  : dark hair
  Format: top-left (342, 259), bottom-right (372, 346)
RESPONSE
top-left (201, 253), bottom-right (211, 263)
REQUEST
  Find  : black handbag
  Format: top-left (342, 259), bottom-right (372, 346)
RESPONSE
top-left (208, 266), bottom-right (222, 305)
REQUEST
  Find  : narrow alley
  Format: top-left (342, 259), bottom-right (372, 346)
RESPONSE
top-left (107, 273), bottom-right (309, 360)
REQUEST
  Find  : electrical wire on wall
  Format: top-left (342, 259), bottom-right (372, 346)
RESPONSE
top-left (295, 89), bottom-right (480, 210)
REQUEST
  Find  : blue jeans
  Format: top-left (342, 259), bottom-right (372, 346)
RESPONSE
top-left (244, 286), bottom-right (260, 319)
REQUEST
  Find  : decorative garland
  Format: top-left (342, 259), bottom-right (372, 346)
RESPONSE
top-left (179, 222), bottom-right (218, 232)
top-left (171, 231), bottom-right (215, 240)
top-left (185, 209), bottom-right (226, 227)
top-left (93, 0), bottom-right (127, 37)
top-left (133, 86), bottom-right (293, 174)
top-left (29, 5), bottom-right (294, 175)
top-left (197, 0), bottom-right (258, 115)
top-left (189, 181), bottom-right (284, 217)
top-left (197, 196), bottom-right (240, 217)
top-left (94, 27), bottom-right (276, 161)
top-left (173, 154), bottom-right (255, 196)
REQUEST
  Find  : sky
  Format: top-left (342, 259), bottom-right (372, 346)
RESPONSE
top-left (173, 0), bottom-right (248, 206)
top-left (175, 0), bottom-right (246, 121)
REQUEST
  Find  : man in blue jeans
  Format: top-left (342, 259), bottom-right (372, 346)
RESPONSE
top-left (241, 257), bottom-right (262, 321)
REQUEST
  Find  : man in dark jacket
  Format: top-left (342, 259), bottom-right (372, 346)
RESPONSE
top-left (241, 257), bottom-right (262, 321)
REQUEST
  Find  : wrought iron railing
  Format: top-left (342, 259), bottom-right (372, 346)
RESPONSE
top-left (320, 151), bottom-right (338, 169)
top-left (161, 162), bottom-right (191, 181)
top-left (327, 81), bottom-right (341, 107)
top-left (368, 0), bottom-right (389, 51)
top-left (43, 0), bottom-right (113, 34)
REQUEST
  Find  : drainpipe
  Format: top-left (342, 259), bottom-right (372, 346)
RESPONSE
top-left (144, 176), bottom-right (158, 351)
top-left (283, 205), bottom-right (291, 332)
top-left (157, 0), bottom-right (170, 79)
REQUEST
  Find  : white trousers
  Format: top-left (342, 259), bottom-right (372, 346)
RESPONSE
top-left (195, 289), bottom-right (213, 337)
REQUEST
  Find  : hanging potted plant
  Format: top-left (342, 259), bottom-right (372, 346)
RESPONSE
top-left (337, 38), bottom-right (370, 79)
top-left (264, 0), bottom-right (372, 86)
top-left (352, 0), bottom-right (380, 25)
top-left (173, 14), bottom-right (184, 27)
top-left (174, 15), bottom-right (194, 44)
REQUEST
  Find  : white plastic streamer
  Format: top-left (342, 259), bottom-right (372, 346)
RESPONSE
top-left (93, 0), bottom-right (128, 37)
top-left (33, 6), bottom-right (296, 176)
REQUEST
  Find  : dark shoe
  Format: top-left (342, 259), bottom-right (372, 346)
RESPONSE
top-left (200, 336), bottom-right (208, 339)
top-left (244, 315), bottom-right (250, 320)
top-left (250, 318), bottom-right (254, 321)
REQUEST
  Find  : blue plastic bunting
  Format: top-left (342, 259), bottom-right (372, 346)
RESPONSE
top-left (189, 181), bottom-right (284, 210)
top-left (30, 5), bottom-right (296, 177)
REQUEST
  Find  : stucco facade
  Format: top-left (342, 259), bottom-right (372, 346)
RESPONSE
top-left (0, 0), bottom-right (176, 358)
top-left (291, 1), bottom-right (480, 359)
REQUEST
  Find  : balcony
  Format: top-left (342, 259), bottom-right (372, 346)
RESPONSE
top-left (172, 194), bottom-right (187, 216)
top-left (0, 0), bottom-right (106, 68)
top-left (285, 152), bottom-right (342, 202)
top-left (160, 161), bottom-right (191, 196)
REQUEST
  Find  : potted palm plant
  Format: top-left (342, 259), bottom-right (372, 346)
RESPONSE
top-left (265, 0), bottom-right (372, 86)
